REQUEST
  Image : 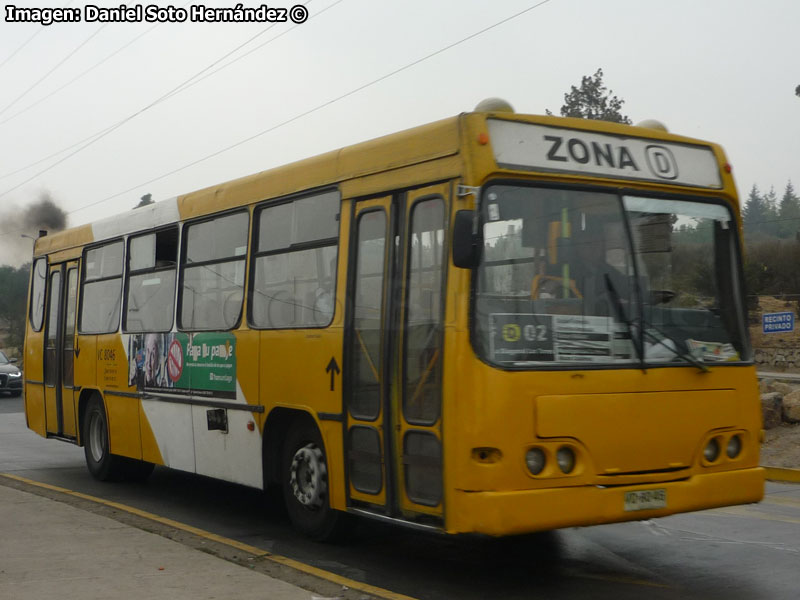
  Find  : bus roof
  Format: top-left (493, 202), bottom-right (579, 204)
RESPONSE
top-left (33, 110), bottom-right (732, 257)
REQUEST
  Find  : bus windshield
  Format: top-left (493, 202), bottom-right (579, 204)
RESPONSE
top-left (474, 184), bottom-right (749, 368)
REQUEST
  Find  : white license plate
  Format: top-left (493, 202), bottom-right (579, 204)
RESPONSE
top-left (624, 489), bottom-right (667, 511)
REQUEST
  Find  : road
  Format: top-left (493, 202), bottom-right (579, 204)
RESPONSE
top-left (2, 395), bottom-right (799, 600)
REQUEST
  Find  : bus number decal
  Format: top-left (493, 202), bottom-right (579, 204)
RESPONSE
top-left (490, 314), bottom-right (634, 364)
top-left (97, 348), bottom-right (116, 361)
top-left (524, 324), bottom-right (548, 342)
top-left (491, 314), bottom-right (555, 362)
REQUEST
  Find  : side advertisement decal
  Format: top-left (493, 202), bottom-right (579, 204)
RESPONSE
top-left (128, 332), bottom-right (236, 399)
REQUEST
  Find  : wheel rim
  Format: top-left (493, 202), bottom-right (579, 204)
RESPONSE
top-left (289, 443), bottom-right (327, 509)
top-left (88, 411), bottom-right (106, 463)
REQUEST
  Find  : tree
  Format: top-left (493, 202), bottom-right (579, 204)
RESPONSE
top-left (0, 264), bottom-right (30, 352)
top-left (549, 68), bottom-right (632, 124)
top-left (796, 84), bottom-right (800, 97)
top-left (777, 181), bottom-right (800, 238)
top-left (742, 185), bottom-right (769, 237)
top-left (762, 187), bottom-right (780, 237)
top-left (135, 193), bottom-right (153, 208)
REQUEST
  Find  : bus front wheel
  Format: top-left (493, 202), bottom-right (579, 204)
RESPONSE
top-left (83, 395), bottom-right (126, 481)
top-left (282, 421), bottom-right (350, 542)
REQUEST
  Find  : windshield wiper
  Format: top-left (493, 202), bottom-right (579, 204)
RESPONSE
top-left (604, 273), bottom-right (644, 369)
top-left (639, 320), bottom-right (710, 373)
top-left (604, 273), bottom-right (708, 373)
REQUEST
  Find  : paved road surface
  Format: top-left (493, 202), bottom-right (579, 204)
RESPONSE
top-left (2, 396), bottom-right (799, 600)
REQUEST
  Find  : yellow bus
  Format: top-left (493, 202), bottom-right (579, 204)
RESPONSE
top-left (24, 100), bottom-right (763, 540)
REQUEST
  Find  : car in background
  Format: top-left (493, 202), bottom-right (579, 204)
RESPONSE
top-left (0, 350), bottom-right (22, 397)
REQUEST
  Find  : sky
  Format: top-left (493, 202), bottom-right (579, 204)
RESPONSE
top-left (0, 0), bottom-right (798, 266)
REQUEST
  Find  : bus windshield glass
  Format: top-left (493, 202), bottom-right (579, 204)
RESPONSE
top-left (474, 184), bottom-right (749, 368)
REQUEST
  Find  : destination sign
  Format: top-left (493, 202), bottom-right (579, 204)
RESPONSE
top-left (487, 119), bottom-right (723, 189)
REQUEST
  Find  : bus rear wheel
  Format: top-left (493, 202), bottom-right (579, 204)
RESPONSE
top-left (83, 395), bottom-right (126, 481)
top-left (282, 421), bottom-right (350, 542)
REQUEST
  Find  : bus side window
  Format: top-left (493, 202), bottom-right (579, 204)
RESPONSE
top-left (404, 198), bottom-right (445, 426)
top-left (80, 241), bottom-right (124, 334)
top-left (29, 258), bottom-right (47, 331)
top-left (179, 212), bottom-right (248, 331)
top-left (250, 190), bottom-right (340, 329)
top-left (124, 228), bottom-right (179, 333)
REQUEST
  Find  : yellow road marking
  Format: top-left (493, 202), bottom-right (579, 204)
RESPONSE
top-left (0, 473), bottom-right (418, 600)
top-left (0, 473), bottom-right (675, 592)
top-left (566, 571), bottom-right (671, 589)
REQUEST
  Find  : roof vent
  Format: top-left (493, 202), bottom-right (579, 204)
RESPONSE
top-left (475, 98), bottom-right (514, 113)
top-left (635, 119), bottom-right (668, 132)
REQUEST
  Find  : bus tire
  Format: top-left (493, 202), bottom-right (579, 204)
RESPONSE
top-left (83, 395), bottom-right (126, 481)
top-left (282, 421), bottom-right (350, 542)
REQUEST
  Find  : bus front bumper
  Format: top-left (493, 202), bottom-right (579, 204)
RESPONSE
top-left (448, 467), bottom-right (765, 536)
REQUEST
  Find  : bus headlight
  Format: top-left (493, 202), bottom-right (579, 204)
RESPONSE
top-left (703, 438), bottom-right (720, 463)
top-left (525, 448), bottom-right (546, 475)
top-left (556, 447), bottom-right (575, 474)
top-left (726, 434), bottom-right (742, 459)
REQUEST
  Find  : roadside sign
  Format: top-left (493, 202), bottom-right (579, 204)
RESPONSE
top-left (762, 312), bottom-right (795, 334)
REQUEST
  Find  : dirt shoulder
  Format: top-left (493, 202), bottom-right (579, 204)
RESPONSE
top-left (760, 423), bottom-right (800, 469)
top-left (751, 297), bottom-right (800, 471)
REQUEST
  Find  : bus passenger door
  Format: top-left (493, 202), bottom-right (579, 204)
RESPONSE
top-left (344, 183), bottom-right (448, 522)
top-left (394, 185), bottom-right (448, 520)
top-left (44, 261), bottom-right (80, 439)
top-left (344, 197), bottom-right (392, 510)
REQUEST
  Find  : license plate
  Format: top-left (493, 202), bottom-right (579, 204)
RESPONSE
top-left (624, 489), bottom-right (667, 511)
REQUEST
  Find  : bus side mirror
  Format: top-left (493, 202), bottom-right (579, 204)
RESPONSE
top-left (452, 210), bottom-right (480, 268)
